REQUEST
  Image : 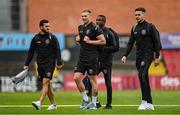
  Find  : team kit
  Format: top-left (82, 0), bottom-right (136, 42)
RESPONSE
top-left (13, 7), bottom-right (161, 111)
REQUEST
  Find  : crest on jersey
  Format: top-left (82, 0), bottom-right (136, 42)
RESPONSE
top-left (45, 39), bottom-right (50, 45)
top-left (141, 29), bottom-right (147, 35)
top-left (86, 29), bottom-right (90, 34)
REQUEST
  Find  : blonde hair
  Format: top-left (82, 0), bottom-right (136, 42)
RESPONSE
top-left (81, 9), bottom-right (92, 14)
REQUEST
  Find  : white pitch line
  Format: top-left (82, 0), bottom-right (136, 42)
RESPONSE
top-left (0, 104), bottom-right (180, 107)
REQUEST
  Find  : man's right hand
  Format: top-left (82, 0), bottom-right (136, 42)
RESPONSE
top-left (75, 35), bottom-right (80, 42)
top-left (83, 36), bottom-right (90, 44)
top-left (23, 65), bottom-right (29, 70)
top-left (121, 56), bottom-right (127, 63)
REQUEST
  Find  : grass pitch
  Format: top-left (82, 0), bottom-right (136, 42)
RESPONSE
top-left (0, 90), bottom-right (180, 114)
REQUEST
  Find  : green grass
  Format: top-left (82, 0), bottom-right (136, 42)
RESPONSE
top-left (0, 90), bottom-right (180, 114)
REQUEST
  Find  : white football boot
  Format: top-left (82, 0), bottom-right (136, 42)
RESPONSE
top-left (32, 101), bottom-right (41, 110)
top-left (138, 100), bottom-right (147, 110)
top-left (47, 104), bottom-right (57, 110)
top-left (145, 103), bottom-right (155, 110)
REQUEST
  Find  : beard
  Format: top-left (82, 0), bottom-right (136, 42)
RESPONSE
top-left (41, 29), bottom-right (49, 34)
top-left (98, 24), bottom-right (104, 28)
top-left (96, 23), bottom-right (105, 28)
top-left (136, 18), bottom-right (143, 23)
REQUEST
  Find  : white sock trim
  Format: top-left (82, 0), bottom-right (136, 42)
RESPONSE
top-left (81, 91), bottom-right (89, 101)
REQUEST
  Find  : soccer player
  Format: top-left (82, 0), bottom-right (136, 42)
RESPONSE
top-left (83, 15), bottom-right (119, 109)
top-left (121, 7), bottom-right (161, 110)
top-left (24, 19), bottom-right (63, 110)
top-left (96, 15), bottom-right (119, 109)
top-left (74, 9), bottom-right (106, 110)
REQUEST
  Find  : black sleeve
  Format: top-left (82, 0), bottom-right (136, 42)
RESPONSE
top-left (103, 29), bottom-right (117, 52)
top-left (24, 36), bottom-right (36, 66)
top-left (77, 25), bottom-right (81, 43)
top-left (150, 24), bottom-right (161, 58)
top-left (94, 25), bottom-right (103, 37)
top-left (124, 27), bottom-right (136, 57)
top-left (53, 35), bottom-right (62, 65)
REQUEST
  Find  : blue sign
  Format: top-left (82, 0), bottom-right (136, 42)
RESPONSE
top-left (0, 33), bottom-right (65, 51)
top-left (161, 33), bottom-right (180, 49)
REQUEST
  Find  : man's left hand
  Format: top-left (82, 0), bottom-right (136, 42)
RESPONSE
top-left (84, 36), bottom-right (90, 44)
top-left (154, 58), bottom-right (160, 67)
top-left (56, 63), bottom-right (64, 70)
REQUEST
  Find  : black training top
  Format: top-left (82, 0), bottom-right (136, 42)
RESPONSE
top-left (124, 20), bottom-right (161, 58)
top-left (78, 22), bottom-right (103, 60)
top-left (25, 33), bottom-right (62, 66)
top-left (98, 27), bottom-right (117, 65)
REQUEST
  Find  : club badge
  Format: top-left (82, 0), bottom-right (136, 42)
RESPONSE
top-left (86, 29), bottom-right (90, 34)
top-left (45, 39), bottom-right (50, 45)
top-left (141, 29), bottom-right (147, 35)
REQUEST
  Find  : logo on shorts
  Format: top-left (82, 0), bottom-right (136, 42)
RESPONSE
top-left (89, 69), bottom-right (93, 74)
top-left (141, 29), bottom-right (147, 35)
top-left (141, 61), bottom-right (145, 66)
top-left (103, 69), bottom-right (108, 74)
top-left (74, 67), bottom-right (78, 71)
top-left (46, 72), bottom-right (51, 77)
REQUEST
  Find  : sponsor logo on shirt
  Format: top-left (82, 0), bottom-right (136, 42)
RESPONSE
top-left (134, 32), bottom-right (138, 34)
top-left (36, 41), bottom-right (41, 43)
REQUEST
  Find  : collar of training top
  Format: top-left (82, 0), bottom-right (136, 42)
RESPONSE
top-left (138, 20), bottom-right (147, 25)
top-left (83, 21), bottom-right (92, 27)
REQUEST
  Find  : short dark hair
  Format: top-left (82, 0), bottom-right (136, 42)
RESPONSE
top-left (82, 9), bottom-right (92, 14)
top-left (135, 7), bottom-right (146, 13)
top-left (97, 15), bottom-right (106, 22)
top-left (39, 19), bottom-right (49, 26)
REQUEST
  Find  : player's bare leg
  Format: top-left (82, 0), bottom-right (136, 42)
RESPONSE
top-left (39, 78), bottom-right (50, 103)
top-left (87, 75), bottom-right (98, 110)
top-left (74, 72), bottom-right (90, 109)
top-left (47, 83), bottom-right (55, 104)
top-left (74, 72), bottom-right (86, 92)
top-left (47, 83), bottom-right (57, 110)
top-left (32, 78), bottom-right (50, 110)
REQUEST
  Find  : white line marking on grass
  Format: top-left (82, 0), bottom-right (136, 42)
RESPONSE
top-left (2, 114), bottom-right (176, 115)
top-left (0, 104), bottom-right (180, 107)
top-left (2, 114), bottom-right (175, 115)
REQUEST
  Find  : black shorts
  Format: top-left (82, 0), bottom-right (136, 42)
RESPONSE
top-left (74, 58), bottom-right (98, 75)
top-left (37, 64), bottom-right (55, 81)
top-left (97, 62), bottom-right (112, 75)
